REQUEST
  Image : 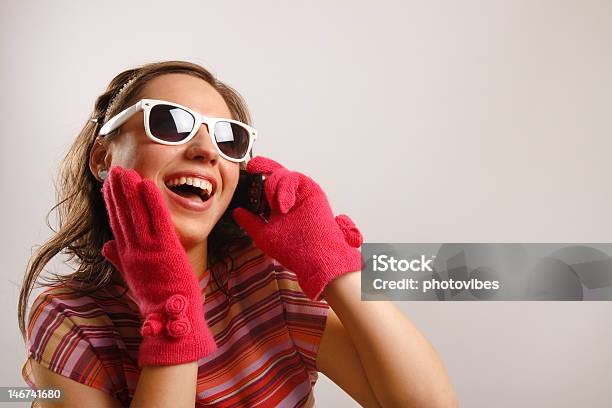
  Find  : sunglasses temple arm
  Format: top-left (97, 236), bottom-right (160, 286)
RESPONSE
top-left (99, 101), bottom-right (143, 136)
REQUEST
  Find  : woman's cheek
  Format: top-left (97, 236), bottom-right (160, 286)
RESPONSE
top-left (222, 187), bottom-right (234, 213)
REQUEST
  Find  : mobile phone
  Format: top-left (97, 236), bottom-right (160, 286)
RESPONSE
top-left (228, 170), bottom-right (270, 219)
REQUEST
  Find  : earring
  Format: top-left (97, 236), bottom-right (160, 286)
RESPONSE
top-left (98, 168), bottom-right (108, 181)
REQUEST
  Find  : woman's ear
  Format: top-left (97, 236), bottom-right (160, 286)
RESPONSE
top-left (89, 137), bottom-right (112, 182)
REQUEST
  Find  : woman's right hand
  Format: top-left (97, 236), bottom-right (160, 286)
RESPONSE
top-left (101, 166), bottom-right (217, 367)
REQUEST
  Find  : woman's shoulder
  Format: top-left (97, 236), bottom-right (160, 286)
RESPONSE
top-left (24, 281), bottom-right (141, 400)
top-left (26, 281), bottom-right (141, 352)
top-left (23, 283), bottom-right (131, 396)
top-left (29, 281), bottom-right (137, 322)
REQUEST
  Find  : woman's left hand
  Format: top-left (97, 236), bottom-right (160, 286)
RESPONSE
top-left (232, 156), bottom-right (363, 301)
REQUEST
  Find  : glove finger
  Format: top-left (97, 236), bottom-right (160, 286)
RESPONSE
top-left (102, 168), bottom-right (126, 245)
top-left (108, 167), bottom-right (141, 245)
top-left (139, 179), bottom-right (176, 242)
top-left (114, 168), bottom-right (149, 245)
top-left (272, 172), bottom-right (300, 214)
top-left (246, 156), bottom-right (286, 175)
top-left (292, 172), bottom-right (327, 205)
top-left (271, 171), bottom-right (327, 214)
top-left (335, 214), bottom-right (363, 247)
top-left (101, 240), bottom-right (124, 275)
top-left (262, 169), bottom-right (290, 213)
top-left (232, 208), bottom-right (266, 242)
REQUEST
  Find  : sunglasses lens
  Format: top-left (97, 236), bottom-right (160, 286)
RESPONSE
top-left (149, 104), bottom-right (195, 142)
top-left (214, 121), bottom-right (251, 160)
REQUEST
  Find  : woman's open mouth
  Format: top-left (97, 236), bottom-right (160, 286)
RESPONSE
top-left (164, 177), bottom-right (215, 212)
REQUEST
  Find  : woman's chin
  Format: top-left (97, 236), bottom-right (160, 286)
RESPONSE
top-left (174, 222), bottom-right (212, 249)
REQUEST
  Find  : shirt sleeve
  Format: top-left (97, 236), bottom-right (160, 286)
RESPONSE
top-left (22, 289), bottom-right (115, 395)
top-left (272, 259), bottom-right (330, 384)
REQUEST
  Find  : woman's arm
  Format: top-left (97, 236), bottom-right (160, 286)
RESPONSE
top-left (232, 157), bottom-right (457, 406)
top-left (31, 359), bottom-right (198, 407)
top-left (31, 359), bottom-right (121, 407)
top-left (320, 271), bottom-right (459, 408)
top-left (317, 309), bottom-right (382, 407)
top-left (131, 363), bottom-right (199, 407)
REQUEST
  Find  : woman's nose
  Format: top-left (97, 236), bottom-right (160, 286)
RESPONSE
top-left (185, 123), bottom-right (219, 164)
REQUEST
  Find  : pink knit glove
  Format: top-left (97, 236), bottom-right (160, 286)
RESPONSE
top-left (232, 156), bottom-right (363, 301)
top-left (101, 166), bottom-right (217, 367)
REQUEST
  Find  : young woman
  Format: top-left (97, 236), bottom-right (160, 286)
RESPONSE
top-left (18, 60), bottom-right (458, 407)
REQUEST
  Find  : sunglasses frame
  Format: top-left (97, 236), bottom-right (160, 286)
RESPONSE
top-left (98, 98), bottom-right (258, 163)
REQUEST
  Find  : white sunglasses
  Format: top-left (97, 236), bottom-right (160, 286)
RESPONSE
top-left (98, 98), bottom-right (258, 163)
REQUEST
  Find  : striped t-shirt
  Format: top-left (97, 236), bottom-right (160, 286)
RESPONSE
top-left (22, 243), bottom-right (330, 407)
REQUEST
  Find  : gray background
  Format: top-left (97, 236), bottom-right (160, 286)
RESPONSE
top-left (1, 0), bottom-right (611, 407)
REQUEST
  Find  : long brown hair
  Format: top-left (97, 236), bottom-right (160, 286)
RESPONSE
top-left (18, 61), bottom-right (253, 341)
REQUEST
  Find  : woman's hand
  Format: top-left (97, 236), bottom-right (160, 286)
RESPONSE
top-left (101, 166), bottom-right (217, 367)
top-left (232, 156), bottom-right (363, 301)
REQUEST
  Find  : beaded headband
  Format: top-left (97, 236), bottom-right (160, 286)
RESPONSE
top-left (90, 73), bottom-right (140, 128)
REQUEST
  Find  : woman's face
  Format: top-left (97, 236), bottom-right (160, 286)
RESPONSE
top-left (101, 73), bottom-right (240, 249)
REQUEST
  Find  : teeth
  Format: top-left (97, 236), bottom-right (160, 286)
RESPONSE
top-left (166, 176), bottom-right (213, 198)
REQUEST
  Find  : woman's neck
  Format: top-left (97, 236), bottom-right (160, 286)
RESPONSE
top-left (186, 239), bottom-right (208, 281)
